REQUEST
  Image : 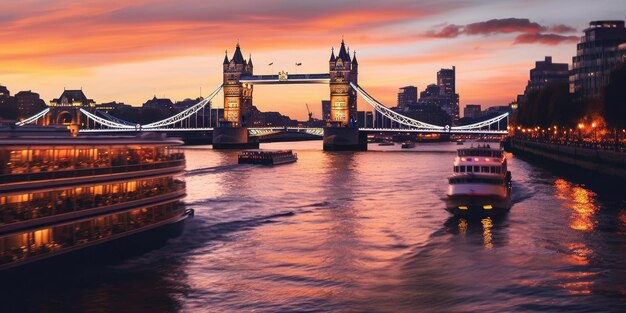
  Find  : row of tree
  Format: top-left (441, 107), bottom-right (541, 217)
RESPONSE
top-left (516, 64), bottom-right (626, 130)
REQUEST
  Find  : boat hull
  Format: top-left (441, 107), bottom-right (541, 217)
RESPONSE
top-left (238, 157), bottom-right (297, 165)
top-left (445, 193), bottom-right (511, 216)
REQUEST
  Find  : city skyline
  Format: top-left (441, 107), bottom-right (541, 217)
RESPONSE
top-left (1, 0), bottom-right (625, 119)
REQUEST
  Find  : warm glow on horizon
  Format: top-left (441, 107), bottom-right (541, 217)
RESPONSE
top-left (1, 0), bottom-right (625, 119)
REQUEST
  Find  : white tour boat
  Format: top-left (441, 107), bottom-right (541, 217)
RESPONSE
top-left (445, 144), bottom-right (512, 216)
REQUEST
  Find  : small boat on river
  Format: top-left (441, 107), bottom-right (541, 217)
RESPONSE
top-left (401, 141), bottom-right (415, 149)
top-left (238, 149), bottom-right (297, 165)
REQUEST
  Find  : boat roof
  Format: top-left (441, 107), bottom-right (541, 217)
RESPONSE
top-left (459, 144), bottom-right (500, 150)
top-left (241, 149), bottom-right (292, 153)
top-left (0, 133), bottom-right (183, 147)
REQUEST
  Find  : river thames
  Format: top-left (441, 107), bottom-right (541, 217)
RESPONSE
top-left (3, 141), bottom-right (625, 312)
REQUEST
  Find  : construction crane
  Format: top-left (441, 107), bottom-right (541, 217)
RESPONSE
top-left (305, 103), bottom-right (313, 122)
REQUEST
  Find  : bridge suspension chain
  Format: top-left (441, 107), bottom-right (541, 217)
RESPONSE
top-left (350, 83), bottom-right (445, 130)
top-left (142, 84), bottom-right (222, 129)
top-left (449, 112), bottom-right (509, 130)
top-left (15, 108), bottom-right (50, 126)
top-left (351, 83), bottom-right (508, 132)
top-left (80, 109), bottom-right (137, 129)
top-left (95, 110), bottom-right (137, 126)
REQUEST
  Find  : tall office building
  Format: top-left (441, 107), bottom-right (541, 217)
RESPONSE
top-left (517, 56), bottom-right (569, 106)
top-left (15, 90), bottom-right (46, 119)
top-left (570, 20), bottom-right (626, 103)
top-left (527, 57), bottom-right (569, 93)
top-left (418, 84), bottom-right (444, 107)
top-left (397, 86), bottom-right (418, 109)
top-left (437, 66), bottom-right (459, 121)
top-left (437, 67), bottom-right (455, 95)
top-left (417, 84), bottom-right (458, 121)
top-left (464, 104), bottom-right (482, 119)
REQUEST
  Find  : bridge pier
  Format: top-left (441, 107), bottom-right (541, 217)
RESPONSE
top-left (323, 127), bottom-right (367, 151)
top-left (212, 127), bottom-right (259, 149)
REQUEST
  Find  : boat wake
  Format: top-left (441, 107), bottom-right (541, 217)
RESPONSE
top-left (185, 164), bottom-right (240, 176)
top-left (511, 181), bottom-right (534, 205)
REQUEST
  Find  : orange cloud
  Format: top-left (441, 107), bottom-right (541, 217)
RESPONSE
top-left (0, 2), bottom-right (439, 73)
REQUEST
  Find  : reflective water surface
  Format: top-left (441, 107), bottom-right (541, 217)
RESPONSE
top-left (3, 141), bottom-right (625, 312)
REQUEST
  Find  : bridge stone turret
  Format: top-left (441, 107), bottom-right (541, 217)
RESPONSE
top-left (324, 39), bottom-right (367, 151)
top-left (214, 43), bottom-right (259, 149)
top-left (328, 40), bottom-right (358, 126)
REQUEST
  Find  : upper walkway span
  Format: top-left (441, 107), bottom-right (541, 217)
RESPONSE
top-left (239, 73), bottom-right (330, 84)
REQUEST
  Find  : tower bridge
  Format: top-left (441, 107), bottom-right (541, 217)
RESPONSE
top-left (15, 39), bottom-right (510, 150)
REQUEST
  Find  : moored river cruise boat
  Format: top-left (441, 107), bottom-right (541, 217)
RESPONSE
top-left (238, 149), bottom-right (297, 165)
top-left (0, 131), bottom-right (191, 272)
top-left (445, 144), bottom-right (512, 216)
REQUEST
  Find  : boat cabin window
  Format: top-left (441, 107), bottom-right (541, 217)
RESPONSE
top-left (0, 145), bottom-right (183, 176)
top-left (488, 166), bottom-right (501, 174)
top-left (473, 166), bottom-right (479, 172)
top-left (460, 166), bottom-right (466, 173)
top-left (481, 166), bottom-right (489, 173)
top-left (449, 177), bottom-right (504, 185)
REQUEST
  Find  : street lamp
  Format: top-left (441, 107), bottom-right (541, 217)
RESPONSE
top-left (578, 123), bottom-right (584, 144)
top-left (592, 122), bottom-right (597, 145)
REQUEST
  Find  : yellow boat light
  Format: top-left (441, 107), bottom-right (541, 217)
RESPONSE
top-left (458, 206), bottom-right (468, 210)
top-left (483, 205), bottom-right (493, 210)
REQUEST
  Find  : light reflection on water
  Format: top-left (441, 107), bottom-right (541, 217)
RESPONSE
top-left (554, 178), bottom-right (600, 232)
top-left (4, 141), bottom-right (625, 312)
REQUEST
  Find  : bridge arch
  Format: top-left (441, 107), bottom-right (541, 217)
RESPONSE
top-left (56, 111), bottom-right (73, 125)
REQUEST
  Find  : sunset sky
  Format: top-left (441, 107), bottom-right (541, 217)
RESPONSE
top-left (1, 0), bottom-right (624, 119)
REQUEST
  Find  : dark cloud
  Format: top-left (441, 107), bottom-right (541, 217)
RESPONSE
top-left (424, 18), bottom-right (578, 45)
top-left (464, 18), bottom-right (543, 35)
top-left (513, 33), bottom-right (579, 45)
top-left (424, 24), bottom-right (462, 38)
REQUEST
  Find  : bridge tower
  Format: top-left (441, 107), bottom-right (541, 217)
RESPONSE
top-left (324, 39), bottom-right (367, 151)
top-left (44, 89), bottom-right (95, 129)
top-left (214, 43), bottom-right (259, 149)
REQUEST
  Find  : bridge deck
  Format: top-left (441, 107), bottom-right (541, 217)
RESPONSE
top-left (240, 73), bottom-right (330, 84)
top-left (82, 127), bottom-right (507, 135)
